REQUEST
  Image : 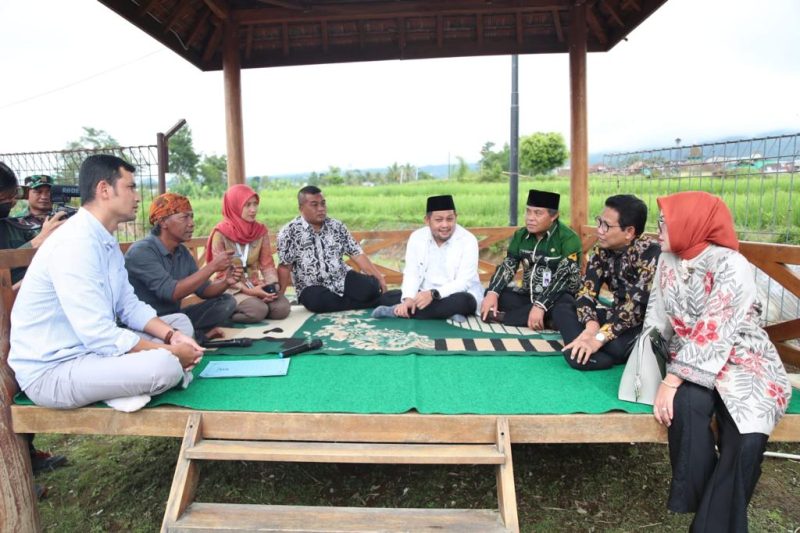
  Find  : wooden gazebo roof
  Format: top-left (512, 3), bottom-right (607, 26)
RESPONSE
top-left (99, 0), bottom-right (666, 71)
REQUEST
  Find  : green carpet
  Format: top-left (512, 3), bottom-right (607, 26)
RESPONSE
top-left (13, 309), bottom-right (800, 416)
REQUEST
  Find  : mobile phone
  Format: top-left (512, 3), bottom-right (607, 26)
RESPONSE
top-left (263, 284), bottom-right (277, 294)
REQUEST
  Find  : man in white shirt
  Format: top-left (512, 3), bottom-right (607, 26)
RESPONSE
top-left (9, 154), bottom-right (204, 410)
top-left (372, 195), bottom-right (483, 321)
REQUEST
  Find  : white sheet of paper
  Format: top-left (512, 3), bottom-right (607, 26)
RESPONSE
top-left (199, 359), bottom-right (290, 378)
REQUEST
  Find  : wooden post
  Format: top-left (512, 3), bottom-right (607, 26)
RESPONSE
top-left (223, 19), bottom-right (246, 186)
top-left (569, 2), bottom-right (588, 233)
top-left (0, 288), bottom-right (40, 531)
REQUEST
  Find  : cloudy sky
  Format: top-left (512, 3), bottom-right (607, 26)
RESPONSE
top-left (1, 0), bottom-right (798, 176)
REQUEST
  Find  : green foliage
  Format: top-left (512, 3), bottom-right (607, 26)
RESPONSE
top-left (168, 127), bottom-right (199, 180)
top-left (478, 141), bottom-right (510, 182)
top-left (65, 127), bottom-right (120, 151)
top-left (519, 132), bottom-right (569, 175)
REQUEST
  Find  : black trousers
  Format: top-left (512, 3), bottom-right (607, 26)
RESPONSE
top-left (181, 294), bottom-right (237, 332)
top-left (668, 382), bottom-right (768, 533)
top-left (549, 293), bottom-right (639, 370)
top-left (381, 289), bottom-right (476, 319)
top-left (299, 270), bottom-right (385, 313)
top-left (496, 289), bottom-right (570, 328)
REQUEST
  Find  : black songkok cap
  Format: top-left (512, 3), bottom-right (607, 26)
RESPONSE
top-left (527, 189), bottom-right (560, 210)
top-left (426, 195), bottom-right (456, 213)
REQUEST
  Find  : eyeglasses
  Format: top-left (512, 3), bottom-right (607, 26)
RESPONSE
top-left (595, 216), bottom-right (622, 233)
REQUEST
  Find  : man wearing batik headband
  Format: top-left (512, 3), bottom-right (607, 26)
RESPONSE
top-left (481, 189), bottom-right (582, 330)
top-left (371, 195), bottom-right (483, 321)
top-left (125, 192), bottom-right (241, 337)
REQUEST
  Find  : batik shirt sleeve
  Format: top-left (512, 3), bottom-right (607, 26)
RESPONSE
top-left (601, 240), bottom-right (660, 341)
top-left (576, 247), bottom-right (605, 324)
top-left (486, 231), bottom-right (523, 295)
top-left (534, 232), bottom-right (582, 310)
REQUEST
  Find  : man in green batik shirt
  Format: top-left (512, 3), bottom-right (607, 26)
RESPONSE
top-left (480, 189), bottom-right (582, 330)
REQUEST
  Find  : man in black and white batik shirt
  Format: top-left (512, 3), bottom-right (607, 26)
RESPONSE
top-left (277, 185), bottom-right (389, 313)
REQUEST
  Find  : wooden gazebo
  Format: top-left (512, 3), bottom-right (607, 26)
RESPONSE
top-left (10, 1), bottom-right (796, 531)
top-left (99, 0), bottom-right (668, 233)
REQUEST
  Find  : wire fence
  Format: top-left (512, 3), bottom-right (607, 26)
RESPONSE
top-left (0, 146), bottom-right (159, 242)
top-left (601, 133), bottom-right (800, 326)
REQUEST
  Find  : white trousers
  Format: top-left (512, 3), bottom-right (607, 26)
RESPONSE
top-left (24, 314), bottom-right (192, 409)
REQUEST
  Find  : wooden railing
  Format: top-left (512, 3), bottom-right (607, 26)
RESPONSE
top-left (1, 226), bottom-right (798, 367)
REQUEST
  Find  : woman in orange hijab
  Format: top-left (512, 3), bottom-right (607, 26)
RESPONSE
top-left (206, 184), bottom-right (290, 322)
top-left (643, 191), bottom-right (790, 532)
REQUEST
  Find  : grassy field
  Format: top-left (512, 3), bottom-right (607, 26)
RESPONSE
top-left (156, 174), bottom-right (799, 244)
top-left (32, 433), bottom-right (800, 532)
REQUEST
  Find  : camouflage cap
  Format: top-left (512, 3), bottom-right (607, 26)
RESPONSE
top-left (24, 175), bottom-right (54, 189)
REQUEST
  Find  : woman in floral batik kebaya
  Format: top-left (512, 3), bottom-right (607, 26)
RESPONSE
top-left (645, 191), bottom-right (791, 533)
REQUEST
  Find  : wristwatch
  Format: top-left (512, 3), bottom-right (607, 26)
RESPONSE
top-left (430, 289), bottom-right (441, 300)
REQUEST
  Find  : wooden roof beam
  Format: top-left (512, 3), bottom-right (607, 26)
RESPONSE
top-left (245, 24), bottom-right (254, 60)
top-left (137, 0), bottom-right (159, 18)
top-left (235, 2), bottom-right (564, 25)
top-left (586, 6), bottom-right (608, 46)
top-left (204, 0), bottom-right (229, 21)
top-left (600, 0), bottom-right (625, 27)
top-left (187, 10), bottom-right (211, 48)
top-left (398, 17), bottom-right (407, 50)
top-left (164, 0), bottom-right (193, 34)
top-left (254, 0), bottom-right (306, 10)
top-left (622, 0), bottom-right (641, 13)
top-left (551, 9), bottom-right (564, 42)
top-left (202, 19), bottom-right (224, 63)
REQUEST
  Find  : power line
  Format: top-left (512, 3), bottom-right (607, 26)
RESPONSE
top-left (0, 49), bottom-right (164, 110)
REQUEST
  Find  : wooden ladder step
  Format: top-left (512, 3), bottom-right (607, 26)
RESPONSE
top-left (167, 502), bottom-right (510, 532)
top-left (185, 440), bottom-right (505, 464)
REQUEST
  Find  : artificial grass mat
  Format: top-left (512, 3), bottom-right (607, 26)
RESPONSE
top-left (14, 308), bottom-right (800, 416)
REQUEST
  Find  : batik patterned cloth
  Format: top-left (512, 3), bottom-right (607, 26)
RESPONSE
top-left (576, 235), bottom-right (661, 341)
top-left (277, 216), bottom-right (363, 297)
top-left (486, 220), bottom-right (582, 310)
top-left (643, 244), bottom-right (791, 434)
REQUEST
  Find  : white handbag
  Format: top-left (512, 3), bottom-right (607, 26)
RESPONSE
top-left (618, 326), bottom-right (668, 405)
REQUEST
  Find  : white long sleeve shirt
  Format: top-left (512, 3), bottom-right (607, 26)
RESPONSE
top-left (400, 224), bottom-right (484, 311)
top-left (9, 208), bottom-right (157, 390)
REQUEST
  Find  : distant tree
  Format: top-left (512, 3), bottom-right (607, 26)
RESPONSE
top-left (322, 166), bottom-right (344, 186)
top-left (169, 126), bottom-right (199, 180)
top-left (478, 141), bottom-right (510, 182)
top-left (198, 154), bottom-right (227, 195)
top-left (453, 156), bottom-right (472, 181)
top-left (519, 132), bottom-right (569, 175)
top-left (61, 127), bottom-right (122, 181)
top-left (65, 127), bottom-right (120, 151)
top-left (248, 175), bottom-right (265, 191)
top-left (386, 163), bottom-right (401, 183)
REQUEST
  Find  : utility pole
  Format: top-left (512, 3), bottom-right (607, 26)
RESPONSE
top-left (509, 55), bottom-right (520, 226)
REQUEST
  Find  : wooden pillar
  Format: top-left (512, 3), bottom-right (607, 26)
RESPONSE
top-left (223, 18), bottom-right (246, 186)
top-left (0, 289), bottom-right (40, 532)
top-left (569, 1), bottom-right (589, 233)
